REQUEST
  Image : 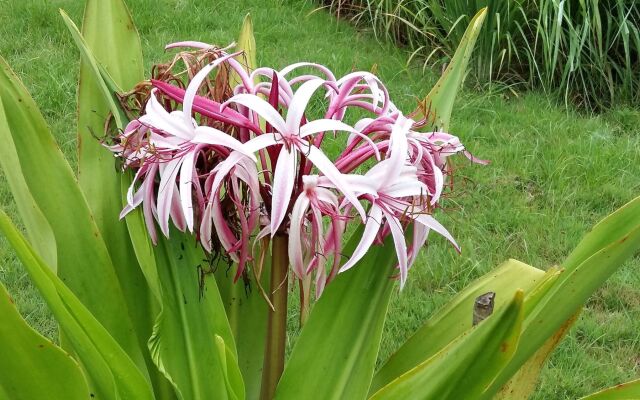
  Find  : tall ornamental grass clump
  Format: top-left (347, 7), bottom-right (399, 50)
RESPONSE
top-left (1, 2), bottom-right (640, 400)
top-left (318, 0), bottom-right (640, 109)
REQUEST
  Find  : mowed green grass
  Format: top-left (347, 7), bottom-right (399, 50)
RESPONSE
top-left (1, 0), bottom-right (639, 398)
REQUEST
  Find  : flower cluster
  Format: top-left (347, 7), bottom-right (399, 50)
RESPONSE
top-left (110, 42), bottom-right (485, 295)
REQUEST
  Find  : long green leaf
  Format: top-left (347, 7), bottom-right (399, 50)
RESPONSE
top-left (0, 100), bottom-right (56, 269)
top-left (563, 194), bottom-right (640, 270)
top-left (486, 195), bottom-right (640, 395)
top-left (215, 251), bottom-right (270, 400)
top-left (581, 378), bottom-right (640, 400)
top-left (60, 10), bottom-right (126, 128)
top-left (215, 335), bottom-right (246, 400)
top-left (370, 259), bottom-right (548, 394)
top-left (0, 282), bottom-right (89, 400)
top-left (148, 230), bottom-right (240, 400)
top-left (418, 8), bottom-right (487, 131)
top-left (491, 268), bottom-right (577, 399)
top-left (275, 234), bottom-right (396, 400)
top-left (0, 210), bottom-right (154, 400)
top-left (370, 290), bottom-right (524, 400)
top-left (74, 0), bottom-right (164, 393)
top-left (0, 56), bottom-right (144, 368)
top-left (121, 172), bottom-right (163, 301)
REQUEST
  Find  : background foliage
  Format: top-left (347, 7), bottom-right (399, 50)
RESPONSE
top-left (0, 0), bottom-right (639, 398)
top-left (319, 0), bottom-right (640, 110)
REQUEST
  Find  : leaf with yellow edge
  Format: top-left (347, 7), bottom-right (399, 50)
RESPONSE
top-left (486, 195), bottom-right (640, 396)
top-left (495, 311), bottom-right (580, 399)
top-left (581, 378), bottom-right (640, 400)
top-left (371, 259), bottom-right (548, 394)
top-left (370, 290), bottom-right (525, 400)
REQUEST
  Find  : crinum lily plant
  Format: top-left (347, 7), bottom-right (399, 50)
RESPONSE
top-left (110, 42), bottom-right (484, 396)
top-left (1, 3), bottom-right (640, 400)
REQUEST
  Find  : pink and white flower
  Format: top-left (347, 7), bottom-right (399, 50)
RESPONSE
top-left (109, 42), bottom-right (484, 293)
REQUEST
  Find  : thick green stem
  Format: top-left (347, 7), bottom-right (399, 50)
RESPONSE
top-left (260, 234), bottom-right (289, 400)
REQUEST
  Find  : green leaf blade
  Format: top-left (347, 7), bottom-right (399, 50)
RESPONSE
top-left (486, 195), bottom-right (640, 395)
top-left (148, 231), bottom-right (240, 400)
top-left (581, 378), bottom-right (640, 400)
top-left (370, 290), bottom-right (524, 400)
top-left (215, 254), bottom-right (269, 400)
top-left (74, 0), bottom-right (162, 391)
top-left (0, 210), bottom-right (153, 400)
top-left (0, 282), bottom-right (90, 400)
top-left (371, 259), bottom-right (546, 394)
top-left (418, 8), bottom-right (487, 131)
top-left (0, 56), bottom-right (145, 369)
top-left (0, 97), bottom-right (56, 270)
top-left (275, 235), bottom-right (397, 400)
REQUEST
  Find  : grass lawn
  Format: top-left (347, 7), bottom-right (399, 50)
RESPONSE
top-left (1, 0), bottom-right (639, 398)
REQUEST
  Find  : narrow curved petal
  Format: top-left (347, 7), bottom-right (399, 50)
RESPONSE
top-left (165, 41), bottom-right (214, 50)
top-left (143, 164), bottom-right (159, 244)
top-left (382, 116), bottom-right (412, 187)
top-left (140, 93), bottom-right (193, 140)
top-left (319, 174), bottom-right (377, 196)
top-left (306, 144), bottom-right (367, 221)
top-left (414, 214), bottom-right (460, 252)
top-left (314, 187), bottom-right (339, 208)
top-left (279, 62), bottom-right (337, 82)
top-left (212, 197), bottom-right (240, 261)
top-left (206, 151), bottom-right (248, 206)
top-left (251, 225), bottom-right (272, 256)
top-left (157, 158), bottom-right (182, 237)
top-left (120, 186), bottom-right (143, 219)
top-left (383, 211), bottom-right (408, 288)
top-left (431, 167), bottom-right (444, 205)
top-left (224, 94), bottom-right (287, 133)
top-left (270, 147), bottom-right (297, 234)
top-left (126, 166), bottom-right (145, 206)
top-left (170, 183), bottom-right (187, 232)
top-left (285, 79), bottom-right (327, 133)
top-left (199, 203), bottom-right (213, 252)
top-left (299, 119), bottom-right (380, 160)
top-left (182, 52), bottom-right (240, 123)
top-left (408, 221), bottom-right (429, 267)
top-left (179, 151), bottom-right (196, 231)
top-left (288, 193), bottom-right (311, 278)
top-left (244, 133), bottom-right (279, 153)
top-left (385, 179), bottom-right (428, 198)
top-left (340, 205), bottom-right (383, 272)
top-left (192, 126), bottom-right (256, 160)
top-left (315, 262), bottom-right (327, 298)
